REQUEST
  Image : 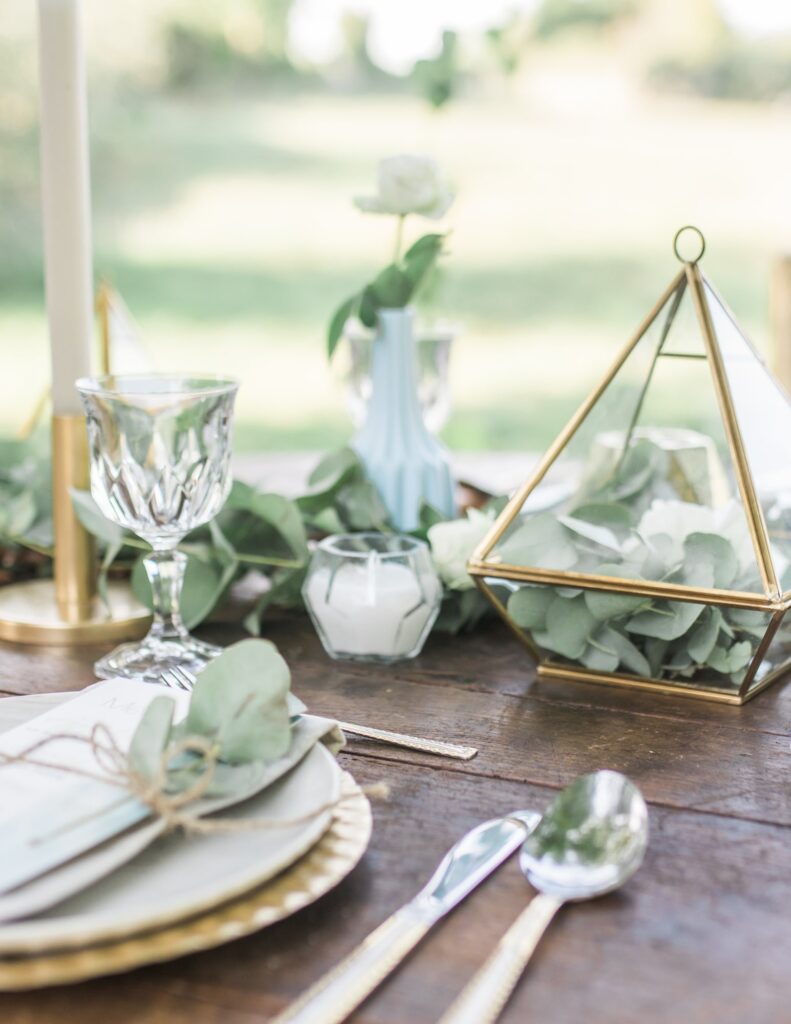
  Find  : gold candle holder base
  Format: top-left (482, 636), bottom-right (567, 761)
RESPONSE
top-left (0, 414), bottom-right (151, 647)
top-left (0, 578), bottom-right (150, 646)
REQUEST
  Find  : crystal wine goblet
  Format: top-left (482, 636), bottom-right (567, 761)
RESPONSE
top-left (77, 374), bottom-right (238, 684)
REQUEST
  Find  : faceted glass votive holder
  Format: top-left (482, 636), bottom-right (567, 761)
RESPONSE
top-left (302, 532), bottom-right (442, 664)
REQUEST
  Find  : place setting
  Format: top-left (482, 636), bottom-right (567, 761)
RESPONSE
top-left (3, 2), bottom-right (791, 1022)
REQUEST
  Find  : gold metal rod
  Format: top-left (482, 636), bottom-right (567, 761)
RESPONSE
top-left (96, 280), bottom-right (112, 376)
top-left (536, 663), bottom-right (747, 704)
top-left (738, 661), bottom-right (791, 702)
top-left (687, 262), bottom-right (779, 599)
top-left (52, 414), bottom-right (96, 622)
top-left (467, 561), bottom-right (783, 611)
top-left (739, 607), bottom-right (786, 697)
top-left (473, 577), bottom-right (542, 658)
top-left (472, 269), bottom-right (688, 564)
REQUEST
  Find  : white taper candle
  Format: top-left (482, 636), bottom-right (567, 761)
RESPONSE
top-left (37, 0), bottom-right (94, 415)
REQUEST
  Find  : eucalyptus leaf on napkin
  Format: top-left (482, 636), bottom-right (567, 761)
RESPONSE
top-left (0, 641), bottom-right (344, 923)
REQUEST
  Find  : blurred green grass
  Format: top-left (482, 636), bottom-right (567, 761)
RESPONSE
top-left (0, 87), bottom-right (782, 452)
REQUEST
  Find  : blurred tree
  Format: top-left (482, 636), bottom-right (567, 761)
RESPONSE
top-left (412, 31), bottom-right (460, 110)
top-left (533, 0), bottom-right (637, 39)
top-left (486, 14), bottom-right (531, 80)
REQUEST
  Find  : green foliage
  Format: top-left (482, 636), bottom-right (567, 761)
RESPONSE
top-left (412, 31), bottom-right (460, 110)
top-left (183, 638), bottom-right (292, 763)
top-left (533, 0), bottom-right (637, 40)
top-left (501, 437), bottom-right (767, 687)
top-left (649, 43), bottom-right (791, 103)
top-left (128, 639), bottom-right (293, 803)
top-left (327, 233), bottom-right (446, 358)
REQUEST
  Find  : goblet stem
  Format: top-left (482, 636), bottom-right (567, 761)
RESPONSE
top-left (143, 546), bottom-right (189, 642)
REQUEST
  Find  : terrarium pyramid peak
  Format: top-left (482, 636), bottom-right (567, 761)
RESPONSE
top-left (469, 230), bottom-right (791, 703)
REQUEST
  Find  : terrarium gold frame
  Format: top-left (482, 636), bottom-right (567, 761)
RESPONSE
top-left (469, 228), bottom-right (791, 704)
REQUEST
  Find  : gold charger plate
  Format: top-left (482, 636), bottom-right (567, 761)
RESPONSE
top-left (0, 771), bottom-right (371, 991)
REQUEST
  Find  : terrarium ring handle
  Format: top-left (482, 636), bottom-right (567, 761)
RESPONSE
top-left (673, 225), bottom-right (706, 264)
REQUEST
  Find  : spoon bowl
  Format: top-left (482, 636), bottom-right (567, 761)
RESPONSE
top-left (520, 769), bottom-right (648, 900)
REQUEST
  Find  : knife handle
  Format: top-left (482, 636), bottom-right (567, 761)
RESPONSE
top-left (271, 903), bottom-right (434, 1024)
top-left (437, 893), bottom-right (563, 1024)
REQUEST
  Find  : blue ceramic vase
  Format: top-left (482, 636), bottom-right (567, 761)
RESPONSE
top-left (353, 307), bottom-right (456, 531)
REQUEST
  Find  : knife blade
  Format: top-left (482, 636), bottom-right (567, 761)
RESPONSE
top-left (271, 809), bottom-right (540, 1024)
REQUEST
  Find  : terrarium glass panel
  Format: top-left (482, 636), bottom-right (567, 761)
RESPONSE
top-left (750, 611), bottom-right (791, 690)
top-left (704, 281), bottom-right (791, 594)
top-left (503, 581), bottom-right (770, 692)
top-left (489, 277), bottom-right (763, 597)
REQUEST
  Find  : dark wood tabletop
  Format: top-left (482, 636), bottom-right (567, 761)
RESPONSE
top-left (0, 611), bottom-right (789, 1024)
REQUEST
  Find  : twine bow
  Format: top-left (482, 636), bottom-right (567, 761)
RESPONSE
top-left (0, 725), bottom-right (388, 838)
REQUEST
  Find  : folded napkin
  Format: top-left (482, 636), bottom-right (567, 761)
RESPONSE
top-left (0, 683), bottom-right (343, 923)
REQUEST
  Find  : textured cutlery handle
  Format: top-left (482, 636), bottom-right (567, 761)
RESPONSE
top-left (339, 722), bottom-right (478, 760)
top-left (271, 904), bottom-right (434, 1024)
top-left (437, 893), bottom-right (562, 1024)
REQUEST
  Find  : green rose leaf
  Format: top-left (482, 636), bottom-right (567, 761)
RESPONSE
top-left (128, 696), bottom-right (176, 782)
top-left (359, 285), bottom-right (378, 328)
top-left (507, 586), bottom-right (553, 630)
top-left (327, 294), bottom-right (358, 360)
top-left (185, 639), bottom-right (292, 764)
top-left (370, 264), bottom-right (414, 308)
top-left (403, 233), bottom-right (444, 289)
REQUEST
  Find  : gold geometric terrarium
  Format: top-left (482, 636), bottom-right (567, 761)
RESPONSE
top-left (469, 227), bottom-right (791, 704)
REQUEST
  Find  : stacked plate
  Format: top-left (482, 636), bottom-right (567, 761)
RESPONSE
top-left (0, 693), bottom-right (372, 991)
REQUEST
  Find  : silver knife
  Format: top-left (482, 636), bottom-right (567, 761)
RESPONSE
top-left (271, 809), bottom-right (541, 1024)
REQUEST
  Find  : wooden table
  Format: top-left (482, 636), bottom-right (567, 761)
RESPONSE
top-left (0, 614), bottom-right (789, 1023)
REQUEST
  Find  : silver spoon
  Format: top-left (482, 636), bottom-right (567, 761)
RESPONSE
top-left (438, 770), bottom-right (649, 1024)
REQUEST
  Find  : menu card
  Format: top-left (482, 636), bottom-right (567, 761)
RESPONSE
top-left (0, 680), bottom-right (190, 895)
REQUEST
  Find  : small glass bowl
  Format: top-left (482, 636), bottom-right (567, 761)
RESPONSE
top-left (302, 532), bottom-right (442, 664)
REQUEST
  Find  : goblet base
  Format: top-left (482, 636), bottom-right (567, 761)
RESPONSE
top-left (94, 635), bottom-right (221, 686)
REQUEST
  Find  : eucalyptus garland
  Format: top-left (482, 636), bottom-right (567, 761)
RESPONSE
top-left (0, 437), bottom-right (494, 637)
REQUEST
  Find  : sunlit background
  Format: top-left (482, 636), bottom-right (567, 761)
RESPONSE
top-left (2, 0), bottom-right (791, 453)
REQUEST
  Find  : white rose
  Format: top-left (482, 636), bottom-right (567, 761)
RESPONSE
top-left (428, 508), bottom-right (495, 590)
top-left (354, 154), bottom-right (453, 220)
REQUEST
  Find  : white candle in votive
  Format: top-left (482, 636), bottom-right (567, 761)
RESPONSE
top-left (306, 558), bottom-right (440, 659)
top-left (37, 0), bottom-right (94, 415)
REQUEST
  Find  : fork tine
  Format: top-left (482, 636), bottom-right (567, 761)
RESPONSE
top-left (171, 664), bottom-right (197, 689)
top-left (160, 668), bottom-right (189, 691)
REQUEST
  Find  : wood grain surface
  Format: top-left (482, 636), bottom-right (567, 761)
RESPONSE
top-left (0, 611), bottom-right (789, 1024)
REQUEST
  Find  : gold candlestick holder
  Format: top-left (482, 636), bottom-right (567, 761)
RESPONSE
top-left (0, 414), bottom-right (151, 646)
